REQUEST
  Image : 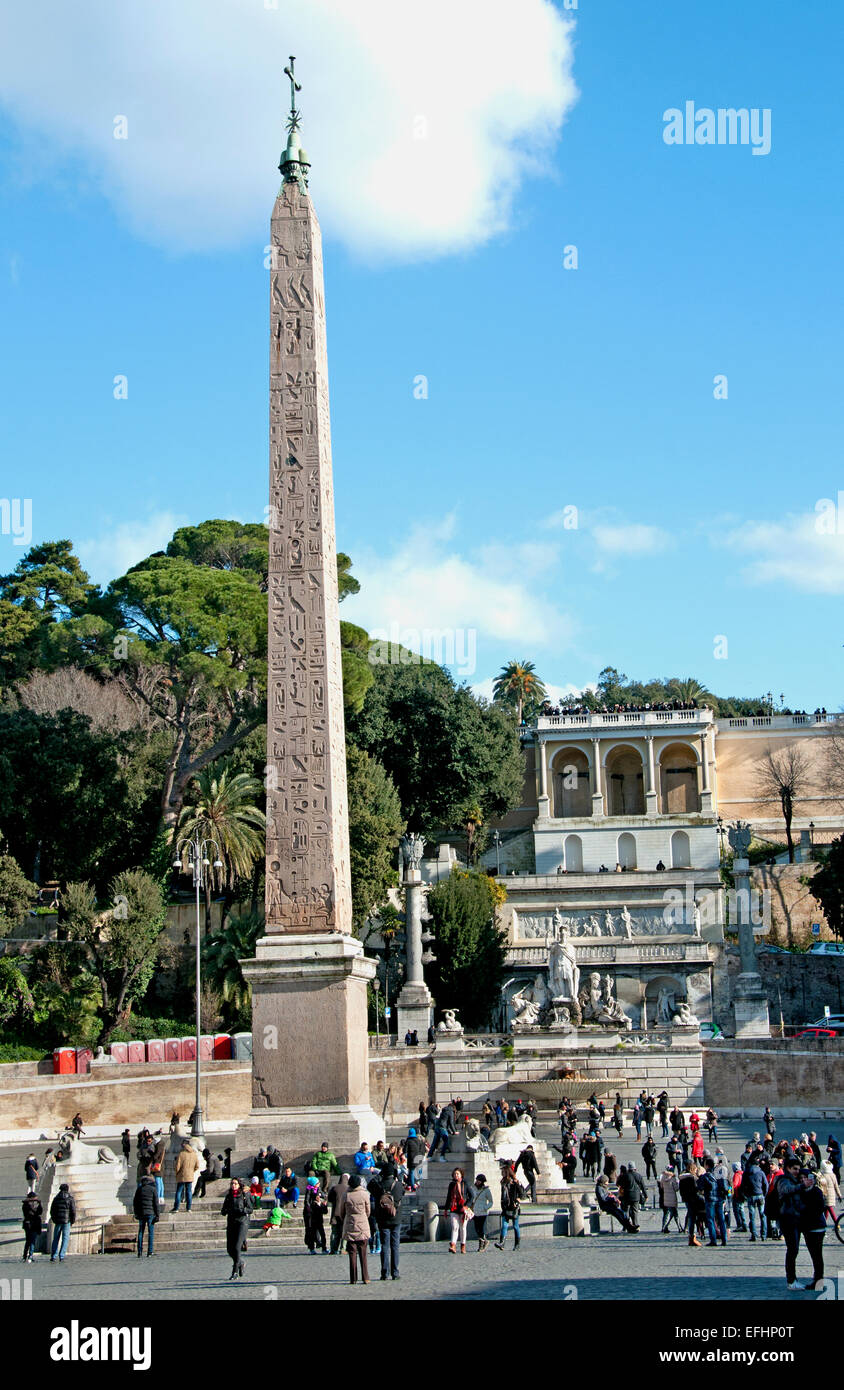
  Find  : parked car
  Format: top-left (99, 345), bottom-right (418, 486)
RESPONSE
top-left (795, 1024), bottom-right (844, 1039)
top-left (809, 942), bottom-right (844, 955)
top-left (699, 1022), bottom-right (723, 1040)
top-left (808, 1014), bottom-right (844, 1028)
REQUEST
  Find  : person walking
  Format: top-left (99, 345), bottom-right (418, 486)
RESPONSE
top-left (303, 1176), bottom-right (328, 1253)
top-left (221, 1178), bottom-right (254, 1280)
top-left (133, 1163), bottom-right (160, 1258)
top-left (742, 1159), bottom-right (767, 1242)
top-left (21, 1191), bottom-right (43, 1262)
top-left (705, 1107), bottom-right (719, 1142)
top-left (679, 1165), bottom-right (703, 1247)
top-left (763, 1106), bottom-right (776, 1141)
top-left (172, 1140), bottom-right (200, 1212)
top-left (444, 1167), bottom-right (472, 1254)
top-left (495, 1169), bottom-right (522, 1250)
top-left (515, 1145), bottom-right (540, 1203)
top-left (771, 1157), bottom-right (807, 1289)
top-left (691, 1128), bottom-right (705, 1163)
top-left (643, 1099), bottom-right (656, 1139)
top-left (370, 1163), bottom-right (404, 1279)
top-left (24, 1153), bottom-right (39, 1194)
top-left (327, 1172), bottom-right (350, 1254)
top-left (642, 1137), bottom-right (658, 1180)
top-left (659, 1166), bottom-right (681, 1232)
top-left (826, 1135), bottom-right (842, 1183)
top-left (818, 1160), bottom-right (841, 1221)
top-left (341, 1175), bottom-right (371, 1285)
top-left (657, 1091), bottom-right (669, 1138)
top-left (622, 1163), bottom-right (647, 1231)
top-left (49, 1182), bottom-right (76, 1262)
top-left (121, 1129), bottom-right (131, 1163)
top-left (697, 1157), bottom-right (727, 1246)
top-left (471, 1173), bottom-right (493, 1250)
top-left (405, 1128), bottom-right (427, 1191)
top-left (612, 1097), bottom-right (624, 1136)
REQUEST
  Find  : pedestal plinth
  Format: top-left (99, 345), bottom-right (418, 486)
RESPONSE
top-left (235, 933), bottom-right (383, 1167)
top-left (396, 981), bottom-right (433, 1042)
top-left (733, 971), bottom-right (771, 1038)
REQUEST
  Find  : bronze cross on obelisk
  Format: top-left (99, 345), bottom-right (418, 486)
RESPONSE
top-left (284, 56), bottom-right (302, 131)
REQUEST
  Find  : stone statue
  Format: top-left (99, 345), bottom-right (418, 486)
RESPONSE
top-left (579, 972), bottom-right (632, 1029)
top-left (603, 910), bottom-right (615, 937)
top-left (437, 1009), bottom-right (463, 1035)
top-left (548, 930), bottom-right (580, 1003)
top-left (727, 821), bottom-right (752, 856)
top-left (620, 905), bottom-right (634, 940)
top-left (490, 1113), bottom-right (535, 1156)
top-left (400, 833), bottom-right (425, 873)
top-left (692, 904), bottom-right (702, 939)
top-left (672, 1000), bottom-right (700, 1027)
top-left (587, 914), bottom-right (601, 936)
top-left (656, 987), bottom-right (675, 1025)
top-left (511, 975), bottom-right (549, 1026)
top-left (552, 907), bottom-right (566, 938)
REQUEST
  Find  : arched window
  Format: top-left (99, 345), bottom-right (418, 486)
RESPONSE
top-left (552, 750), bottom-right (592, 818)
top-left (617, 832), bottom-right (637, 869)
top-left (564, 834), bottom-right (583, 873)
top-left (605, 746), bottom-right (645, 815)
top-left (659, 743), bottom-right (700, 814)
top-left (671, 830), bottom-right (691, 869)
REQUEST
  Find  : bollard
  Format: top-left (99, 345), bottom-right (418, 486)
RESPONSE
top-left (424, 1200), bottom-right (439, 1242)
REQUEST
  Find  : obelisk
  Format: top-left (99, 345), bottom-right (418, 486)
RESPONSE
top-left (237, 61), bottom-right (382, 1164)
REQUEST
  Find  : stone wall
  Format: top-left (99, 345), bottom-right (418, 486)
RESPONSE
top-left (702, 1038), bottom-right (844, 1116)
top-left (724, 946), bottom-right (844, 1025)
top-left (751, 863), bottom-right (831, 948)
top-left (368, 1050), bottom-right (435, 1125)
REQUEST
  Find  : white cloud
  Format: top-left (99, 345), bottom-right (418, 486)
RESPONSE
top-left (78, 511), bottom-right (188, 585)
top-left (721, 510), bottom-right (844, 594)
top-left (592, 523), bottom-right (672, 556)
top-left (343, 517), bottom-right (574, 653)
top-left (0, 0), bottom-right (578, 260)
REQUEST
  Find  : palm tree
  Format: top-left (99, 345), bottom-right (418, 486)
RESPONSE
top-left (492, 660), bottom-right (548, 724)
top-left (177, 764), bottom-right (266, 934)
top-left (669, 677), bottom-right (711, 706)
top-left (202, 913), bottom-right (262, 1024)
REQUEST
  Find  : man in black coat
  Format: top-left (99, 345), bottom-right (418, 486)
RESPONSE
top-left (133, 1164), bottom-right (160, 1257)
top-left (49, 1183), bottom-right (76, 1262)
top-left (515, 1145), bottom-right (541, 1203)
top-left (642, 1137), bottom-right (658, 1180)
top-left (368, 1164), bottom-right (404, 1281)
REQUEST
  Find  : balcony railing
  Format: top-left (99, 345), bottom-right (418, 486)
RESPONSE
top-left (718, 713), bottom-right (844, 730)
top-left (534, 708), bottom-right (713, 732)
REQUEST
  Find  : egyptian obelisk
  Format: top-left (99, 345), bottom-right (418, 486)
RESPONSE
top-left (237, 61), bottom-right (382, 1164)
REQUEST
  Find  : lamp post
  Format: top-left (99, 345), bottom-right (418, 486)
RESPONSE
top-left (373, 977), bottom-right (380, 1047)
top-left (173, 834), bottom-right (223, 1140)
top-left (493, 829), bottom-right (501, 876)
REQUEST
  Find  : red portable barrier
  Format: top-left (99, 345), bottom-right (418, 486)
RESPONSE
top-left (213, 1033), bottom-right (232, 1060)
top-left (199, 1035), bottom-right (213, 1061)
top-left (127, 1041), bottom-right (145, 1065)
top-left (109, 1042), bottom-right (128, 1063)
top-left (53, 1047), bottom-right (76, 1075)
top-left (182, 1036), bottom-right (197, 1062)
top-left (75, 1046), bottom-right (93, 1074)
top-left (165, 1038), bottom-right (182, 1062)
top-left (146, 1039), bottom-right (164, 1063)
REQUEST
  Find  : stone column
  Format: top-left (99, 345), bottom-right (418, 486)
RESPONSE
top-left (730, 826), bottom-right (770, 1037)
top-left (591, 738), bottom-right (604, 817)
top-left (537, 737), bottom-right (551, 818)
top-left (645, 736), bottom-right (658, 816)
top-left (396, 834), bottom-right (434, 1041)
top-left (699, 731), bottom-right (713, 813)
top-left (236, 108), bottom-right (383, 1168)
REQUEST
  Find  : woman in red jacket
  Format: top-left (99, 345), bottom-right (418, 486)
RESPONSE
top-left (444, 1167), bottom-right (472, 1254)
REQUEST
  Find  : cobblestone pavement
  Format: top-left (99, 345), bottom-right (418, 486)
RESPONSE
top-left (1, 1114), bottom-right (839, 1301)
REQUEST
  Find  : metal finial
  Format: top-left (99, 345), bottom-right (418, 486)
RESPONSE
top-left (279, 56), bottom-right (310, 191)
top-left (283, 56), bottom-right (302, 133)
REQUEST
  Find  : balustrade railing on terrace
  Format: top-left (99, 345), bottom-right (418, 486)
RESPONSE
top-left (533, 708), bottom-right (713, 731)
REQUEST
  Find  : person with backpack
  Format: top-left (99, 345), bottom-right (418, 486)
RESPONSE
top-left (742, 1159), bottom-right (768, 1241)
top-left (369, 1162), bottom-right (404, 1279)
top-left (133, 1162), bottom-right (160, 1258)
top-left (697, 1157), bottom-right (727, 1246)
top-left (495, 1168), bottom-right (522, 1250)
top-left (21, 1190), bottom-right (43, 1262)
top-left (470, 1173), bottom-right (494, 1251)
top-left (405, 1128), bottom-right (427, 1191)
top-left (49, 1182), bottom-right (76, 1262)
top-left (444, 1167), bottom-right (472, 1254)
top-left (24, 1153), bottom-right (39, 1194)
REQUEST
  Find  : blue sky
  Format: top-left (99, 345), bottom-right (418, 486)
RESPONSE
top-left (1, 0), bottom-right (842, 709)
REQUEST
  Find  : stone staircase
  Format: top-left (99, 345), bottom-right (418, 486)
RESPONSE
top-left (103, 1199), bottom-right (308, 1255)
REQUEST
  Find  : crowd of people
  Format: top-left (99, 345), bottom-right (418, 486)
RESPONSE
top-left (534, 698), bottom-right (703, 722)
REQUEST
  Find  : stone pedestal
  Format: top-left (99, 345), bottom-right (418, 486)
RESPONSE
top-left (397, 980), bottom-right (433, 1042)
top-left (236, 933), bottom-right (383, 1167)
top-left (733, 972), bottom-right (771, 1038)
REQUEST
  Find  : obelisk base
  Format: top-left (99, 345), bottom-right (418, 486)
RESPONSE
top-left (236, 933), bottom-right (383, 1169)
top-left (733, 972), bottom-right (771, 1038)
top-left (396, 981), bottom-right (434, 1043)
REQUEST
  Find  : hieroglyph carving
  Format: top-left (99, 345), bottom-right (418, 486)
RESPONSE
top-left (265, 179), bottom-right (351, 934)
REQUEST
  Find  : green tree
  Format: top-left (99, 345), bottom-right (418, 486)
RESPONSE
top-left (348, 661), bottom-right (524, 837)
top-left (0, 958), bottom-right (35, 1030)
top-left (177, 764), bottom-right (266, 934)
top-left (810, 836), bottom-right (844, 941)
top-left (668, 676), bottom-right (712, 705)
top-left (28, 943), bottom-right (102, 1047)
top-left (347, 745), bottom-right (404, 933)
top-left (492, 660), bottom-right (548, 724)
top-left (202, 912), bottom-right (262, 1026)
top-left (426, 869), bottom-right (507, 1028)
top-left (0, 844), bottom-right (37, 936)
top-left (0, 541), bottom-right (98, 688)
top-left (64, 870), bottom-right (169, 1039)
top-left (340, 619), bottom-right (374, 715)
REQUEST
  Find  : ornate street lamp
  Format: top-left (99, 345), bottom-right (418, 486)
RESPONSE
top-left (173, 834), bottom-right (223, 1139)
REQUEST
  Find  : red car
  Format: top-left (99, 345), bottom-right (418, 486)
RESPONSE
top-left (795, 1026), bottom-right (838, 1039)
